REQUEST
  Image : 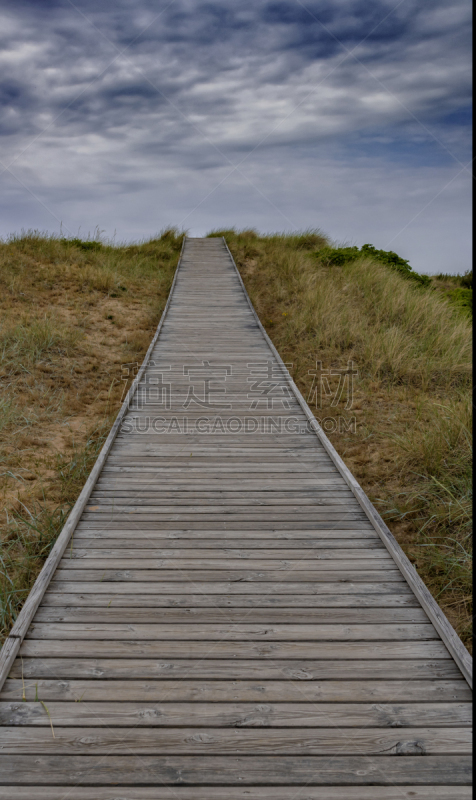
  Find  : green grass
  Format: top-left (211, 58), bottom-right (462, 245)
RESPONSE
top-left (1, 316), bottom-right (83, 367)
top-left (431, 271), bottom-right (472, 317)
top-left (0, 421), bottom-right (111, 639)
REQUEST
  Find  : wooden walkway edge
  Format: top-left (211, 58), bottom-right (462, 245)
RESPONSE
top-left (0, 236), bottom-right (471, 797)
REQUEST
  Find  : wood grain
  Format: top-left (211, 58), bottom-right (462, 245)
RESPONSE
top-left (9, 657), bottom-right (462, 680)
top-left (2, 679), bottom-right (470, 702)
top-left (0, 726), bottom-right (471, 755)
top-left (0, 787), bottom-right (471, 799)
top-left (0, 754), bottom-right (471, 784)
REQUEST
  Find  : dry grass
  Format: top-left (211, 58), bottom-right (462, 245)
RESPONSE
top-left (0, 229), bottom-right (183, 640)
top-left (212, 228), bottom-right (472, 649)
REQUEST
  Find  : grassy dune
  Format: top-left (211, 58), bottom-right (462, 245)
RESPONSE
top-left (0, 230), bottom-right (183, 640)
top-left (210, 229), bottom-right (472, 648)
top-left (0, 227), bottom-right (472, 650)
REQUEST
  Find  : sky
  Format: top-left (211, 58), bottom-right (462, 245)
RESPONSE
top-left (0, 0), bottom-right (472, 274)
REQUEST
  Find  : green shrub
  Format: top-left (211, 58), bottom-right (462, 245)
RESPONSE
top-left (318, 246), bottom-right (359, 266)
top-left (460, 270), bottom-right (472, 289)
top-left (68, 239), bottom-right (103, 251)
top-left (362, 244), bottom-right (431, 286)
top-left (316, 243), bottom-right (431, 286)
top-left (448, 287), bottom-right (472, 315)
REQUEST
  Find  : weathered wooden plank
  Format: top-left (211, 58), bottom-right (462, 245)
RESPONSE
top-left (32, 606), bottom-right (428, 624)
top-left (92, 419), bottom-right (328, 430)
top-left (100, 464), bottom-right (344, 473)
top-left (25, 622), bottom-right (438, 641)
top-left (102, 462), bottom-right (346, 468)
top-left (83, 498), bottom-right (363, 507)
top-left (3, 678), bottom-right (470, 703)
top-left (57, 558), bottom-right (395, 570)
top-left (51, 569), bottom-right (404, 582)
top-left (87, 494), bottom-right (359, 504)
top-left (87, 493), bottom-right (355, 503)
top-left (96, 466), bottom-right (341, 474)
top-left (86, 504), bottom-right (362, 516)
top-left (0, 787), bottom-right (471, 799)
top-left (0, 726), bottom-right (471, 755)
top-left (19, 640), bottom-right (452, 659)
top-left (116, 423), bottom-right (318, 430)
top-left (104, 446), bottom-right (329, 454)
top-left (107, 438), bottom-right (327, 445)
top-left (0, 755), bottom-right (471, 784)
top-left (105, 457), bottom-right (339, 464)
top-left (66, 549), bottom-right (391, 561)
top-left (94, 479), bottom-right (348, 487)
top-left (94, 430), bottom-right (319, 439)
top-left (78, 520), bottom-right (370, 526)
top-left (71, 537), bottom-right (385, 549)
top-left (10, 657), bottom-right (461, 680)
top-left (81, 510), bottom-right (367, 520)
top-left (44, 580), bottom-right (414, 594)
top-left (39, 591), bottom-right (421, 607)
top-left (74, 526), bottom-right (378, 536)
top-left (76, 519), bottom-right (373, 529)
top-left (0, 701), bottom-right (471, 727)
top-left (89, 490), bottom-right (357, 499)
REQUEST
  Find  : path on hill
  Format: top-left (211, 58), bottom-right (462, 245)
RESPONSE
top-left (0, 236), bottom-right (471, 797)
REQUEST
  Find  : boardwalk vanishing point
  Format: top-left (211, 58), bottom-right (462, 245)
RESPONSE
top-left (0, 236), bottom-right (472, 798)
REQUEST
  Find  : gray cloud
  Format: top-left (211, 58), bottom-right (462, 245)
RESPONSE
top-left (0, 0), bottom-right (471, 272)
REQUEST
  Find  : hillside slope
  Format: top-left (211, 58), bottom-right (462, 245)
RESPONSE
top-left (211, 229), bottom-right (472, 648)
top-left (0, 227), bottom-right (471, 650)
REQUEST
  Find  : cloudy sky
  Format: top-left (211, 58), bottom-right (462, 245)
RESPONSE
top-left (0, 0), bottom-right (472, 273)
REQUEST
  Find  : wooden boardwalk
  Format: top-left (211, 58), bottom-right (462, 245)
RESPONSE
top-left (0, 236), bottom-right (471, 797)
